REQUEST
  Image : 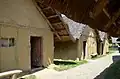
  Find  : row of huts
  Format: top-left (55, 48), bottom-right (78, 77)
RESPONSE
top-left (54, 15), bottom-right (109, 60)
top-left (0, 0), bottom-right (109, 72)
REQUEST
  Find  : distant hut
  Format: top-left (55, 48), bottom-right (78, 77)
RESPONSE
top-left (98, 31), bottom-right (109, 55)
top-left (54, 15), bottom-right (98, 60)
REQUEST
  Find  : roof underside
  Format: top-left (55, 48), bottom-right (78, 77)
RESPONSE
top-left (35, 0), bottom-right (120, 37)
top-left (35, 0), bottom-right (72, 42)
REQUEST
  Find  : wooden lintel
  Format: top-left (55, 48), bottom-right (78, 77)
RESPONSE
top-left (47, 15), bottom-right (58, 19)
top-left (105, 9), bottom-right (120, 29)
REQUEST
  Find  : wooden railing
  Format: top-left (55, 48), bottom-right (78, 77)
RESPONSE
top-left (0, 70), bottom-right (22, 79)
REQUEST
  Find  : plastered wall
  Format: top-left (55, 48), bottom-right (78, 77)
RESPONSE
top-left (86, 31), bottom-right (97, 59)
top-left (0, 0), bottom-right (54, 72)
top-left (54, 41), bottom-right (78, 60)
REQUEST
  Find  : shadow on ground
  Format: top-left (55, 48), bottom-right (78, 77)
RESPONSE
top-left (54, 60), bottom-right (77, 65)
top-left (94, 55), bottom-right (120, 79)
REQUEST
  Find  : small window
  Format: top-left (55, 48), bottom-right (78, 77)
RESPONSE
top-left (9, 38), bottom-right (15, 47)
top-left (0, 38), bottom-right (15, 47)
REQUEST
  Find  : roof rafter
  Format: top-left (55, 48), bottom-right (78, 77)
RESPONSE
top-left (90, 0), bottom-right (108, 18)
top-left (52, 22), bottom-right (63, 25)
top-left (105, 9), bottom-right (120, 30)
top-left (33, 0), bottom-right (62, 40)
top-left (47, 15), bottom-right (59, 19)
top-left (103, 8), bottom-right (111, 19)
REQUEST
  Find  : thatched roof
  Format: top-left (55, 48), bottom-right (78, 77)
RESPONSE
top-left (62, 15), bottom-right (94, 41)
top-left (35, 0), bottom-right (120, 37)
top-left (62, 15), bottom-right (86, 40)
top-left (98, 31), bottom-right (107, 41)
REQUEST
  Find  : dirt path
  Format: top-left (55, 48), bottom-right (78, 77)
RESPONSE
top-left (34, 52), bottom-right (119, 79)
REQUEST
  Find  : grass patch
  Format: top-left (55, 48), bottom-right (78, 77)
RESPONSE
top-left (53, 60), bottom-right (87, 71)
top-left (109, 47), bottom-right (118, 53)
top-left (19, 75), bottom-right (37, 79)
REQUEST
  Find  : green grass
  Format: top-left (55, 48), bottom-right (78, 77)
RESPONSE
top-left (53, 60), bottom-right (87, 71)
top-left (19, 75), bottom-right (37, 79)
top-left (109, 47), bottom-right (118, 53)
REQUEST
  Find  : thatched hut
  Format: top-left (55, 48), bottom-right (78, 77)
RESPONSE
top-left (54, 15), bottom-right (98, 60)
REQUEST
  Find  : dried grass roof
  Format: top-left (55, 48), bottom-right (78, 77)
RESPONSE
top-left (62, 15), bottom-right (95, 40)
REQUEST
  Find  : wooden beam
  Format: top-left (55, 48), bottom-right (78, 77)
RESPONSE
top-left (55, 11), bottom-right (75, 42)
top-left (105, 9), bottom-right (120, 29)
top-left (54, 32), bottom-right (62, 40)
top-left (103, 8), bottom-right (110, 19)
top-left (32, 0), bottom-right (62, 40)
top-left (90, 0), bottom-right (108, 18)
top-left (42, 7), bottom-right (51, 11)
top-left (47, 15), bottom-right (58, 19)
top-left (54, 28), bottom-right (66, 31)
top-left (52, 22), bottom-right (63, 25)
top-left (58, 34), bottom-right (69, 36)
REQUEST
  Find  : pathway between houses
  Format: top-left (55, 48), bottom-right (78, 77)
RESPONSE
top-left (33, 51), bottom-right (120, 79)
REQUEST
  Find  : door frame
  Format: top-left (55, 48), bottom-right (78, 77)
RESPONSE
top-left (30, 36), bottom-right (43, 69)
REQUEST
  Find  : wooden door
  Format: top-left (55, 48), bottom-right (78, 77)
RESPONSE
top-left (31, 37), bottom-right (42, 69)
top-left (83, 41), bottom-right (86, 59)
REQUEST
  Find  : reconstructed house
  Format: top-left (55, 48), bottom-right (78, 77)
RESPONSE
top-left (98, 31), bottom-right (109, 55)
top-left (0, 0), bottom-right (55, 72)
top-left (0, 0), bottom-right (110, 72)
top-left (81, 28), bottom-right (97, 59)
top-left (0, 0), bottom-right (72, 72)
top-left (54, 15), bottom-right (98, 60)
